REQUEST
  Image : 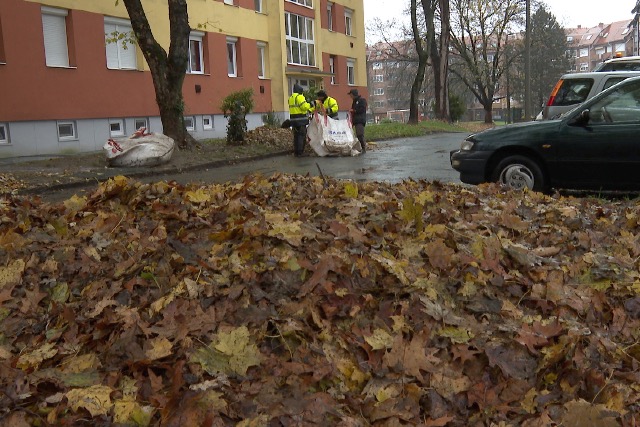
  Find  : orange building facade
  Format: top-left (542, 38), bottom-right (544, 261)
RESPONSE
top-left (0, 0), bottom-right (367, 157)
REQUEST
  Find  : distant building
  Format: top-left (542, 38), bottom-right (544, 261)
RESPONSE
top-left (0, 0), bottom-right (367, 157)
top-left (566, 20), bottom-right (633, 72)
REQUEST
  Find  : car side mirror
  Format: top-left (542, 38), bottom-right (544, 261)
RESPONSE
top-left (572, 109), bottom-right (590, 126)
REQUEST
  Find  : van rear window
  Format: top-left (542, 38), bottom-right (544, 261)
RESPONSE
top-left (551, 79), bottom-right (593, 106)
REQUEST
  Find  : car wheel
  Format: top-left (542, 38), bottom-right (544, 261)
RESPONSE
top-left (491, 155), bottom-right (546, 191)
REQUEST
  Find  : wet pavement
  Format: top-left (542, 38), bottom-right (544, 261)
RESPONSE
top-left (32, 132), bottom-right (467, 203)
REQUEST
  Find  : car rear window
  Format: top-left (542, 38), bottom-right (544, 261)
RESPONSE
top-left (550, 78), bottom-right (593, 106)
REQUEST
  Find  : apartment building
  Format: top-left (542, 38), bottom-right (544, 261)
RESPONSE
top-left (0, 0), bottom-right (367, 157)
top-left (566, 20), bottom-right (634, 72)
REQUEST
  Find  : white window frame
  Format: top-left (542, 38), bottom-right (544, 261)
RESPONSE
top-left (372, 62), bottom-right (383, 69)
top-left (41, 7), bottom-right (69, 68)
top-left (580, 63), bottom-right (588, 71)
top-left (327, 2), bottom-right (334, 31)
top-left (285, 12), bottom-right (316, 67)
top-left (57, 121), bottom-right (77, 141)
top-left (203, 115), bottom-right (213, 130)
top-left (374, 88), bottom-right (384, 95)
top-left (188, 31), bottom-right (204, 74)
top-left (224, 0), bottom-right (234, 4)
top-left (347, 59), bottom-right (355, 86)
top-left (579, 48), bottom-right (588, 57)
top-left (374, 74), bottom-right (383, 82)
top-left (344, 9), bottom-right (353, 36)
top-left (184, 116), bottom-right (195, 131)
top-left (134, 118), bottom-right (148, 132)
top-left (287, 0), bottom-right (313, 7)
top-left (255, 0), bottom-right (263, 12)
top-left (109, 118), bottom-right (125, 137)
top-left (0, 123), bottom-right (8, 144)
top-left (257, 42), bottom-right (266, 78)
top-left (104, 17), bottom-right (137, 70)
top-left (329, 55), bottom-right (336, 84)
top-left (226, 36), bottom-right (238, 77)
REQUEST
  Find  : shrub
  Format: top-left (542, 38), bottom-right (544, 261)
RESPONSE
top-left (261, 111), bottom-right (283, 128)
top-left (449, 93), bottom-right (467, 122)
top-left (221, 89), bottom-right (254, 145)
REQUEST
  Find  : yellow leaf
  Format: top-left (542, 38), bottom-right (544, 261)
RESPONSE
top-left (344, 182), bottom-right (358, 198)
top-left (365, 328), bottom-right (394, 350)
top-left (65, 385), bottom-right (113, 417)
top-left (399, 197), bottom-right (423, 232)
top-left (63, 195), bottom-right (87, 212)
top-left (521, 388), bottom-right (537, 414)
top-left (265, 213), bottom-right (303, 246)
top-left (17, 342), bottom-right (58, 370)
top-left (145, 337), bottom-right (173, 361)
top-left (562, 399), bottom-right (620, 427)
top-left (62, 353), bottom-right (101, 373)
top-left (438, 327), bottom-right (473, 344)
top-left (0, 259), bottom-right (25, 289)
top-left (191, 326), bottom-right (261, 376)
top-left (416, 190), bottom-right (435, 205)
top-left (185, 188), bottom-right (211, 204)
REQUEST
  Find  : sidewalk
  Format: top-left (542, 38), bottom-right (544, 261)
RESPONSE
top-left (1, 142), bottom-right (291, 196)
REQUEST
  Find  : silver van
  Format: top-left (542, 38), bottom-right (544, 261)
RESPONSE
top-left (542, 71), bottom-right (640, 120)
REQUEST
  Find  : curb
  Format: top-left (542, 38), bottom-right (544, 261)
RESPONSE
top-left (19, 150), bottom-right (292, 196)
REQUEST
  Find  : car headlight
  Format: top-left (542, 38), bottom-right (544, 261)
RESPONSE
top-left (460, 139), bottom-right (475, 151)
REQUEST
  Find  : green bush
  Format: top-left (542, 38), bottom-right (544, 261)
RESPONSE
top-left (449, 93), bottom-right (467, 122)
top-left (221, 89), bottom-right (254, 144)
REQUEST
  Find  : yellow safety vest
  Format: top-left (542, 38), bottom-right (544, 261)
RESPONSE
top-left (288, 93), bottom-right (311, 116)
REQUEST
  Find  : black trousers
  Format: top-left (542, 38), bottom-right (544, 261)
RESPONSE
top-left (292, 125), bottom-right (307, 156)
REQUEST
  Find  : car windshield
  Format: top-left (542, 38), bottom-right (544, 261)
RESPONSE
top-left (551, 79), bottom-right (593, 106)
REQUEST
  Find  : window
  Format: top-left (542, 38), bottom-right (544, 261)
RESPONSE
top-left (580, 63), bottom-right (588, 71)
top-left (287, 0), bottom-right (312, 7)
top-left (227, 36), bottom-right (237, 77)
top-left (579, 48), bottom-right (588, 57)
top-left (327, 2), bottom-right (334, 31)
top-left (567, 36), bottom-right (573, 42)
top-left (41, 7), bottom-right (69, 67)
top-left (104, 18), bottom-right (137, 70)
top-left (374, 74), bottom-right (383, 82)
top-left (373, 101), bottom-right (384, 108)
top-left (285, 13), bottom-right (315, 66)
top-left (134, 118), bottom-right (148, 131)
top-left (257, 42), bottom-right (266, 78)
top-left (188, 31), bottom-right (204, 74)
top-left (109, 119), bottom-right (125, 137)
top-left (344, 9), bottom-right (353, 36)
top-left (224, 0), bottom-right (234, 4)
top-left (184, 116), bottom-right (195, 131)
top-left (347, 59), bottom-right (355, 85)
top-left (329, 55), bottom-right (336, 84)
top-left (374, 88), bottom-right (384, 95)
top-left (203, 116), bottom-right (213, 130)
top-left (255, 0), bottom-right (263, 12)
top-left (372, 62), bottom-right (383, 69)
top-left (0, 124), bottom-right (8, 144)
top-left (57, 121), bottom-right (77, 140)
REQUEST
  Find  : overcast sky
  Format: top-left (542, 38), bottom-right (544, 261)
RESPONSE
top-left (363, 0), bottom-right (636, 40)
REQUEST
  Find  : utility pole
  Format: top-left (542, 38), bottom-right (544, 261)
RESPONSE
top-left (524, 0), bottom-right (531, 120)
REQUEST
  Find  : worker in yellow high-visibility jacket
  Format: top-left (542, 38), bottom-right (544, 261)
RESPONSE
top-left (288, 84), bottom-right (311, 156)
top-left (311, 90), bottom-right (339, 119)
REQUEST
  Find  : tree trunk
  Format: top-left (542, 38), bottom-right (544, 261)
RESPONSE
top-left (432, 0), bottom-right (450, 122)
top-left (484, 106), bottom-right (493, 123)
top-left (122, 0), bottom-right (197, 150)
top-left (409, 0), bottom-right (430, 124)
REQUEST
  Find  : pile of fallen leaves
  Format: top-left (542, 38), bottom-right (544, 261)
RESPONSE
top-left (0, 173), bottom-right (25, 194)
top-left (2, 174), bottom-right (640, 426)
top-left (243, 126), bottom-right (292, 149)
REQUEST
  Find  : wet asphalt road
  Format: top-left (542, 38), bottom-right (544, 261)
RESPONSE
top-left (43, 132), bottom-right (467, 202)
top-left (144, 132), bottom-right (466, 186)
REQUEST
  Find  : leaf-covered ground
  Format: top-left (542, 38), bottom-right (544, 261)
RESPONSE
top-left (2, 174), bottom-right (640, 426)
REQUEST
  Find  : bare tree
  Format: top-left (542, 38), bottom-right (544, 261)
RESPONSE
top-left (449, 0), bottom-right (524, 123)
top-left (121, 0), bottom-right (197, 149)
top-left (408, 0), bottom-right (431, 124)
top-left (430, 0), bottom-right (451, 121)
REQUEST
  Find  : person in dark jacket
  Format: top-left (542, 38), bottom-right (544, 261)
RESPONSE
top-left (288, 84), bottom-right (312, 156)
top-left (311, 90), bottom-right (339, 119)
top-left (348, 89), bottom-right (368, 153)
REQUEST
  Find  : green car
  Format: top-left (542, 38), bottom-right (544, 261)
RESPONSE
top-left (450, 76), bottom-right (640, 192)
